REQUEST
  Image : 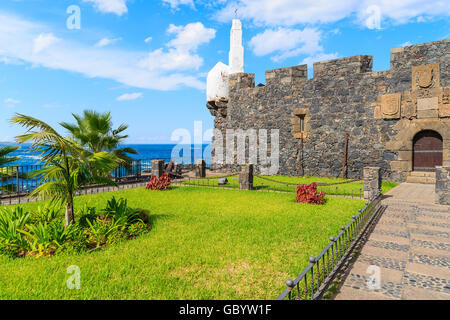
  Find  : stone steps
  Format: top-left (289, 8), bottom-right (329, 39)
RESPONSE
top-left (406, 171), bottom-right (436, 184)
top-left (410, 171), bottom-right (436, 178)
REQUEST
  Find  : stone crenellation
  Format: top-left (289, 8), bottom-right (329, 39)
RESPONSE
top-left (208, 39), bottom-right (450, 182)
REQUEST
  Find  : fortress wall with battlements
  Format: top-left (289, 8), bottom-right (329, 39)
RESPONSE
top-left (207, 39), bottom-right (450, 182)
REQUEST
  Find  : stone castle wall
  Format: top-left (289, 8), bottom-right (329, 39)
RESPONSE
top-left (207, 39), bottom-right (450, 182)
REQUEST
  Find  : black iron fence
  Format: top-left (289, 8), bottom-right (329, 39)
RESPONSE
top-left (177, 175), bottom-right (364, 199)
top-left (0, 164), bottom-right (44, 196)
top-left (276, 193), bottom-right (385, 300)
top-left (0, 159), bottom-right (162, 201)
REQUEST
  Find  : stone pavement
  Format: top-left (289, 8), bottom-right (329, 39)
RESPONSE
top-left (334, 183), bottom-right (450, 300)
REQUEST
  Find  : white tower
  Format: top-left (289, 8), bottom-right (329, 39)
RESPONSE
top-left (206, 19), bottom-right (244, 102)
top-left (229, 19), bottom-right (244, 74)
top-left (206, 62), bottom-right (230, 102)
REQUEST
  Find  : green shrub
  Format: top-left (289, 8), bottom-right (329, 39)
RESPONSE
top-left (20, 222), bottom-right (56, 256)
top-left (0, 196), bottom-right (152, 258)
top-left (103, 196), bottom-right (140, 225)
top-left (77, 204), bottom-right (97, 228)
top-left (86, 217), bottom-right (122, 248)
top-left (0, 207), bottom-right (30, 256)
top-left (30, 204), bottom-right (61, 224)
top-left (105, 229), bottom-right (127, 246)
top-left (128, 221), bottom-right (150, 237)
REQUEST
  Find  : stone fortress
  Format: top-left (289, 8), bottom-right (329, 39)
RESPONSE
top-left (206, 20), bottom-right (450, 183)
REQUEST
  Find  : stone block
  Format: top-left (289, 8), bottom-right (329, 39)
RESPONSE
top-left (417, 109), bottom-right (439, 118)
top-left (398, 151), bottom-right (412, 161)
top-left (417, 97), bottom-right (438, 111)
top-left (435, 166), bottom-right (450, 205)
top-left (363, 167), bottom-right (381, 201)
top-left (151, 160), bottom-right (165, 178)
top-left (239, 164), bottom-right (254, 190)
top-left (195, 159), bottom-right (206, 178)
top-left (390, 160), bottom-right (411, 172)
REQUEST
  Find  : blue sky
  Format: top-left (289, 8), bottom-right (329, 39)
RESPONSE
top-left (0, 0), bottom-right (449, 144)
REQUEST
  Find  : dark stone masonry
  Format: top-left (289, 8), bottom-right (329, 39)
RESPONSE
top-left (435, 166), bottom-right (450, 205)
top-left (207, 39), bottom-right (450, 183)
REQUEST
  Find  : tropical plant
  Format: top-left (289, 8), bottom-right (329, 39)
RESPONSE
top-left (77, 204), bottom-right (97, 227)
top-left (0, 145), bottom-right (20, 166)
top-left (60, 110), bottom-right (137, 166)
top-left (103, 196), bottom-right (139, 225)
top-left (10, 113), bottom-right (119, 227)
top-left (86, 217), bottom-right (122, 247)
top-left (30, 204), bottom-right (61, 224)
top-left (0, 207), bottom-right (30, 255)
top-left (146, 173), bottom-right (171, 191)
top-left (19, 222), bottom-right (55, 255)
top-left (296, 183), bottom-right (325, 205)
top-left (127, 220), bottom-right (149, 237)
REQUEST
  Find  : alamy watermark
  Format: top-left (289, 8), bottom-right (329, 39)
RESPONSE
top-left (366, 265), bottom-right (381, 290)
top-left (66, 265), bottom-right (81, 290)
top-left (66, 5), bottom-right (81, 30)
top-left (365, 5), bottom-right (381, 30)
top-left (170, 121), bottom-right (280, 175)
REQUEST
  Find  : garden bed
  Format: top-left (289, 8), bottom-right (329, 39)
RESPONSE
top-left (0, 186), bottom-right (364, 299)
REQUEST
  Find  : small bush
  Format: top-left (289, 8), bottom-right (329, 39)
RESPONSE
top-left (30, 204), bottom-right (60, 224)
top-left (0, 207), bottom-right (30, 256)
top-left (85, 217), bottom-right (122, 248)
top-left (136, 210), bottom-right (149, 224)
top-left (296, 183), bottom-right (325, 205)
top-left (128, 221), bottom-right (150, 237)
top-left (146, 173), bottom-right (171, 191)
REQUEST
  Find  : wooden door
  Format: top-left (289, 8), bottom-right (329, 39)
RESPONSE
top-left (413, 130), bottom-right (443, 172)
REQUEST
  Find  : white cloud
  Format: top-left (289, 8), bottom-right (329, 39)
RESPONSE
top-left (400, 41), bottom-right (412, 47)
top-left (144, 36), bottom-right (153, 43)
top-left (33, 33), bottom-right (60, 54)
top-left (83, 0), bottom-right (128, 16)
top-left (116, 92), bottom-right (143, 101)
top-left (95, 37), bottom-right (122, 47)
top-left (0, 13), bottom-right (210, 91)
top-left (139, 22), bottom-right (216, 72)
top-left (162, 0), bottom-right (195, 10)
top-left (217, 0), bottom-right (450, 27)
top-left (166, 22), bottom-right (216, 51)
top-left (4, 98), bottom-right (21, 108)
top-left (249, 28), bottom-right (323, 62)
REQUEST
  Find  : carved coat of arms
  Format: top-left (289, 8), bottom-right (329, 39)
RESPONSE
top-left (381, 93), bottom-right (401, 119)
top-left (412, 63), bottom-right (440, 91)
top-left (416, 68), bottom-right (434, 88)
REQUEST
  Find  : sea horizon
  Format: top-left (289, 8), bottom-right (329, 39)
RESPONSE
top-left (0, 143), bottom-right (212, 166)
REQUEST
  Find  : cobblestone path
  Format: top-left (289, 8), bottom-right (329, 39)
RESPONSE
top-left (335, 183), bottom-right (450, 300)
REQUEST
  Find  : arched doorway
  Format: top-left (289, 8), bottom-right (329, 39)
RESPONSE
top-left (413, 130), bottom-right (443, 172)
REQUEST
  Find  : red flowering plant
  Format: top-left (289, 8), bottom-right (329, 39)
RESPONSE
top-left (296, 183), bottom-right (325, 205)
top-left (146, 173), bottom-right (171, 191)
top-left (136, 210), bottom-right (149, 224)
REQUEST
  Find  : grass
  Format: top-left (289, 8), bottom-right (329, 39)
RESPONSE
top-left (180, 175), bottom-right (398, 197)
top-left (0, 186), bottom-right (365, 299)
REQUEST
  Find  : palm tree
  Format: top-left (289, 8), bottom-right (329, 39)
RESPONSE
top-left (11, 113), bottom-right (119, 227)
top-left (61, 110), bottom-right (137, 165)
top-left (0, 146), bottom-right (20, 166)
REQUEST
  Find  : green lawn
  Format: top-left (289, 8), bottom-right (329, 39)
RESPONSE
top-left (0, 186), bottom-right (364, 299)
top-left (180, 175), bottom-right (398, 197)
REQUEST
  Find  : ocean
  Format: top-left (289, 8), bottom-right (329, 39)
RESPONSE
top-left (0, 143), bottom-right (212, 167)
